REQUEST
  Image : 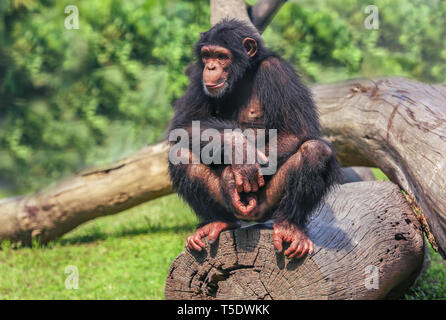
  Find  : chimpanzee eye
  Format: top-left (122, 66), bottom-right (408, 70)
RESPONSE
top-left (217, 53), bottom-right (227, 60)
top-left (202, 51), bottom-right (210, 59)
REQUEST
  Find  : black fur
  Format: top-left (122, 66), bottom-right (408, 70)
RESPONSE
top-left (168, 19), bottom-right (341, 228)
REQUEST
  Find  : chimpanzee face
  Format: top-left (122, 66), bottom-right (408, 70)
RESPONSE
top-left (201, 38), bottom-right (258, 98)
top-left (201, 45), bottom-right (232, 98)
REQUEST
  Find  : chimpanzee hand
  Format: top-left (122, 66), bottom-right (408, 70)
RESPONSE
top-left (231, 163), bottom-right (265, 194)
top-left (273, 220), bottom-right (314, 259)
top-left (186, 221), bottom-right (239, 251)
top-left (221, 166), bottom-right (258, 217)
top-left (224, 131), bottom-right (268, 194)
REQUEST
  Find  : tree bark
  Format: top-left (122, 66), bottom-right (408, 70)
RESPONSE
top-left (0, 143), bottom-right (172, 245)
top-left (249, 0), bottom-right (288, 32)
top-left (165, 181), bottom-right (426, 300)
top-left (210, 0), bottom-right (256, 30)
top-left (316, 78), bottom-right (446, 258)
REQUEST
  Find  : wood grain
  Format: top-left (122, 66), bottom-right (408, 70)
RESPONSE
top-left (316, 78), bottom-right (446, 257)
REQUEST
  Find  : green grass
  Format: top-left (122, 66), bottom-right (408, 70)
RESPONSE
top-left (405, 245), bottom-right (446, 300)
top-left (0, 194), bottom-right (198, 299)
top-left (0, 169), bottom-right (444, 299)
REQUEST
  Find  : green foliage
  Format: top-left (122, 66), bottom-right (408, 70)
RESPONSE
top-left (0, 0), bottom-right (445, 193)
top-left (264, 0), bottom-right (446, 83)
top-left (0, 0), bottom-right (209, 192)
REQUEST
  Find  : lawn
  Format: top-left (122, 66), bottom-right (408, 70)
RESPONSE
top-left (0, 194), bottom-right (198, 299)
top-left (0, 170), bottom-right (444, 299)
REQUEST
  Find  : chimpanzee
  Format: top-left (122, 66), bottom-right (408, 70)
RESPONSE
top-left (168, 19), bottom-right (341, 259)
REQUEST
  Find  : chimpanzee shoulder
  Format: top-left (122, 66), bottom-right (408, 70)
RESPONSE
top-left (253, 54), bottom-right (321, 138)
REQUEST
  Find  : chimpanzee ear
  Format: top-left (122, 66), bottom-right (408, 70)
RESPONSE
top-left (242, 37), bottom-right (257, 58)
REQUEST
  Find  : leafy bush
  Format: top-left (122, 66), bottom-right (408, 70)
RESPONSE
top-left (0, 0), bottom-right (208, 193)
top-left (264, 0), bottom-right (446, 83)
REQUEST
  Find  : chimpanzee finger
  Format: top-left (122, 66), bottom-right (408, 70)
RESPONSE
top-left (257, 170), bottom-right (265, 188)
top-left (273, 229), bottom-right (283, 252)
top-left (308, 240), bottom-right (314, 255)
top-left (243, 177), bottom-right (251, 193)
top-left (232, 197), bottom-right (248, 215)
top-left (231, 190), bottom-right (249, 215)
top-left (245, 197), bottom-right (257, 216)
top-left (291, 241), bottom-right (308, 259)
top-left (208, 229), bottom-right (221, 245)
top-left (284, 239), bottom-right (299, 257)
top-left (250, 179), bottom-right (259, 193)
top-left (232, 188), bottom-right (241, 202)
top-left (187, 236), bottom-right (202, 251)
top-left (191, 235), bottom-right (206, 251)
top-left (233, 170), bottom-right (244, 193)
top-left (289, 242), bottom-right (304, 258)
top-left (194, 234), bottom-right (206, 248)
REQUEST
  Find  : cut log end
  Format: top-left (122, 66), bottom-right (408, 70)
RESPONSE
top-left (165, 229), bottom-right (332, 300)
top-left (165, 181), bottom-right (426, 300)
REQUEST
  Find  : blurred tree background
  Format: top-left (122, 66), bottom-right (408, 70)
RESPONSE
top-left (0, 0), bottom-right (445, 195)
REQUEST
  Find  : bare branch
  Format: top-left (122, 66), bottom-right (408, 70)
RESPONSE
top-left (249, 0), bottom-right (288, 32)
top-left (210, 0), bottom-right (255, 28)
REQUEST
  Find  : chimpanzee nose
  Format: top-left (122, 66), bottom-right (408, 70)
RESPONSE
top-left (207, 64), bottom-right (216, 71)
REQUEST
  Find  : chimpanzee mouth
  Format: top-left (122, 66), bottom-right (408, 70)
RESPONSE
top-left (205, 81), bottom-right (226, 89)
top-left (203, 80), bottom-right (229, 98)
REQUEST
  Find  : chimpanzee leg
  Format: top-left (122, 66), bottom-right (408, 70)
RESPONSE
top-left (257, 139), bottom-right (341, 258)
top-left (168, 149), bottom-right (239, 251)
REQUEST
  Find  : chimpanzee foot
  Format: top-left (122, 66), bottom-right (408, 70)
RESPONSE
top-left (186, 221), bottom-right (239, 251)
top-left (273, 221), bottom-right (314, 259)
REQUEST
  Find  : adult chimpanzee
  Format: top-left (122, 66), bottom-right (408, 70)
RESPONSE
top-left (168, 19), bottom-right (340, 259)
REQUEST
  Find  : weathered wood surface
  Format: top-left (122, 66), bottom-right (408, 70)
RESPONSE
top-left (210, 0), bottom-right (287, 33)
top-left (316, 78), bottom-right (446, 257)
top-left (165, 181), bottom-right (426, 300)
top-left (210, 0), bottom-right (255, 30)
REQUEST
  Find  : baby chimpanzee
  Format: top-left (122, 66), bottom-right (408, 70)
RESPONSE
top-left (168, 19), bottom-right (340, 259)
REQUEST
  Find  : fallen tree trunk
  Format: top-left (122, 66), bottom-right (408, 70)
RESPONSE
top-left (0, 143), bottom-right (172, 245)
top-left (165, 181), bottom-right (426, 300)
top-left (316, 78), bottom-right (446, 257)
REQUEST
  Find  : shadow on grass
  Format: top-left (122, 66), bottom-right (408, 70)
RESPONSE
top-left (57, 223), bottom-right (196, 246)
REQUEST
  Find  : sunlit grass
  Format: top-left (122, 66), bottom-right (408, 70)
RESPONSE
top-left (0, 194), bottom-right (197, 299)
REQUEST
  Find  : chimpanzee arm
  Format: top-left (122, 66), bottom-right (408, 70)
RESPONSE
top-left (168, 148), bottom-right (238, 224)
top-left (255, 56), bottom-right (341, 227)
